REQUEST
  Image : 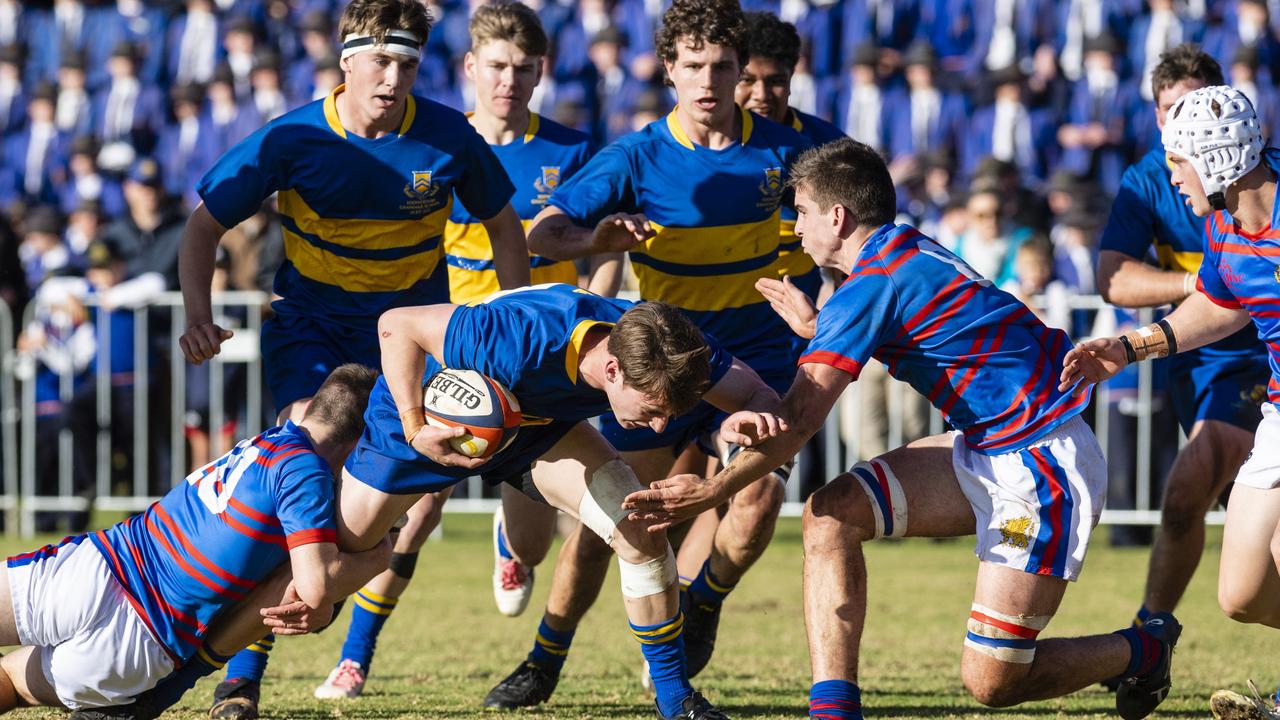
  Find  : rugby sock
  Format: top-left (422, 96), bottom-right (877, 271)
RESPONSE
top-left (224, 634), bottom-right (273, 682)
top-left (686, 559), bottom-right (735, 607)
top-left (1115, 626), bottom-right (1164, 679)
top-left (496, 518), bottom-right (514, 560)
top-left (148, 645), bottom-right (232, 711)
top-left (809, 679), bottom-right (863, 719)
top-left (1133, 604), bottom-right (1152, 627)
top-left (631, 612), bottom-right (693, 717)
top-left (527, 616), bottom-right (575, 672)
top-left (340, 586), bottom-right (400, 671)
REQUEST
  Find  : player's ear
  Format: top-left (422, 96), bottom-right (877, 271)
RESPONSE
top-left (463, 51), bottom-right (476, 80)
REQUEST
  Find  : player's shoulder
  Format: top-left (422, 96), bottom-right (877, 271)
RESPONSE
top-left (1122, 147), bottom-right (1171, 187)
top-left (790, 108), bottom-right (845, 146)
top-left (532, 114), bottom-right (592, 151)
top-left (260, 422), bottom-right (326, 478)
top-left (747, 110), bottom-right (813, 153)
top-left (403, 95), bottom-right (480, 139)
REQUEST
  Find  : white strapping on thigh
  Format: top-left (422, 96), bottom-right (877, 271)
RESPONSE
top-left (964, 603), bottom-right (1051, 664)
top-left (618, 545), bottom-right (677, 599)
top-left (577, 459), bottom-right (643, 546)
top-left (849, 459), bottom-right (908, 539)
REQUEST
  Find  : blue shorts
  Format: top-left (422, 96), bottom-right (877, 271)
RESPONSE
top-left (600, 361), bottom-right (797, 456)
top-left (343, 377), bottom-right (579, 495)
top-left (260, 311), bottom-right (381, 415)
top-left (1168, 345), bottom-right (1269, 436)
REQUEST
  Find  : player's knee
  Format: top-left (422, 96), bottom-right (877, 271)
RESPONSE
top-left (1218, 584), bottom-right (1273, 624)
top-left (617, 544), bottom-right (678, 600)
top-left (1159, 489), bottom-right (1207, 537)
top-left (734, 473), bottom-right (785, 521)
top-left (612, 515), bottom-right (668, 565)
top-left (961, 667), bottom-right (1027, 708)
top-left (803, 474), bottom-right (878, 545)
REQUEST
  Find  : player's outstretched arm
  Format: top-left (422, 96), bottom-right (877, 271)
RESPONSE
top-left (624, 363), bottom-right (850, 530)
top-left (702, 358), bottom-right (786, 446)
top-left (482, 204), bottom-right (532, 290)
top-left (178, 203), bottom-right (234, 365)
top-left (527, 205), bottom-right (654, 260)
top-left (755, 275), bottom-right (818, 339)
top-left (264, 536), bottom-right (393, 635)
top-left (586, 252), bottom-right (625, 297)
top-left (1097, 250), bottom-right (1196, 308)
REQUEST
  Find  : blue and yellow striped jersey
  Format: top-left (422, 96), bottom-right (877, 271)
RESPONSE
top-left (548, 106), bottom-right (812, 374)
top-left (197, 84), bottom-right (514, 330)
top-left (444, 113), bottom-right (591, 304)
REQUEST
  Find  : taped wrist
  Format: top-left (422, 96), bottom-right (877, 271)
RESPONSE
top-left (400, 406), bottom-right (426, 446)
top-left (388, 551), bottom-right (419, 580)
top-left (1120, 319), bottom-right (1177, 362)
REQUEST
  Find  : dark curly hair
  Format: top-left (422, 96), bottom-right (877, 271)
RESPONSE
top-left (655, 0), bottom-right (750, 69)
top-left (744, 11), bottom-right (800, 72)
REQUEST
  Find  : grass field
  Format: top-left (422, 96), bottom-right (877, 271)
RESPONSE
top-left (3, 513), bottom-right (1274, 719)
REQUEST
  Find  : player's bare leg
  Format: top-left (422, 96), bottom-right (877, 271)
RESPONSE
top-left (1218, 485), bottom-right (1280, 627)
top-left (0, 648), bottom-right (61, 711)
top-left (492, 483), bottom-right (558, 617)
top-left (316, 489), bottom-right (452, 699)
top-left (1141, 420), bottom-right (1251, 615)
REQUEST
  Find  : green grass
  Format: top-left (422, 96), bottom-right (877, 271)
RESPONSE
top-left (4, 515), bottom-right (1274, 719)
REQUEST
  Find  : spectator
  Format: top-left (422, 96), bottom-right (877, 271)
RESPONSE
top-left (0, 0), bottom-right (21, 49)
top-left (204, 63), bottom-right (259, 158)
top-left (952, 182), bottom-right (1032, 286)
top-left (93, 41), bottom-right (165, 164)
top-left (222, 15), bottom-right (260, 100)
top-left (156, 84), bottom-right (212, 210)
top-left (1057, 32), bottom-right (1136, 195)
top-left (883, 40), bottom-right (967, 175)
top-left (962, 65), bottom-right (1057, 186)
top-left (59, 136), bottom-right (126, 220)
top-left (309, 52), bottom-right (342, 103)
top-left (249, 48), bottom-right (288, 123)
top-left (25, 0), bottom-right (91, 86)
top-left (2, 82), bottom-right (68, 209)
top-left (834, 42), bottom-right (887, 152)
top-left (168, 0), bottom-right (222, 87)
top-left (103, 159), bottom-right (186, 287)
top-left (1002, 234), bottom-right (1072, 329)
top-left (0, 44), bottom-right (24, 136)
top-left (588, 26), bottom-right (648, 143)
top-left (286, 10), bottom-right (336, 105)
top-left (53, 51), bottom-right (93, 138)
top-left (1230, 44), bottom-right (1280, 142)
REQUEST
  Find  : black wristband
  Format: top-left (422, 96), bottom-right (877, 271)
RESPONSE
top-left (1118, 335), bottom-right (1138, 364)
top-left (1156, 318), bottom-right (1178, 355)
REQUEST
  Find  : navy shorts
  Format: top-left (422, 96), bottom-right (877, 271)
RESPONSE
top-left (260, 312), bottom-right (381, 416)
top-left (1168, 347), bottom-right (1268, 436)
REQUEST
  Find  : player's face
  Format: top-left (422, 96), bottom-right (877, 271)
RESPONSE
top-left (793, 186), bottom-right (841, 267)
top-left (603, 359), bottom-right (673, 432)
top-left (466, 40), bottom-right (542, 121)
top-left (1166, 152), bottom-right (1211, 215)
top-left (736, 56), bottom-right (791, 123)
top-left (665, 39), bottom-right (741, 129)
top-left (342, 49), bottom-right (419, 123)
top-left (1155, 78), bottom-right (1205, 131)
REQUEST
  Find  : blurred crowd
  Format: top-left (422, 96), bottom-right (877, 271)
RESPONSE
top-left (1, 0), bottom-right (1264, 532)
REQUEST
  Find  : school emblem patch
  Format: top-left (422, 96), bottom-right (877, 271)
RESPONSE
top-left (405, 170), bottom-right (439, 200)
top-left (1273, 263), bottom-right (1280, 284)
top-left (999, 516), bottom-right (1034, 549)
top-left (756, 166), bottom-right (784, 209)
top-left (533, 166), bottom-right (562, 206)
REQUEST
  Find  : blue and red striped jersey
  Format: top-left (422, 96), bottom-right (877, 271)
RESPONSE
top-left (799, 223), bottom-right (1092, 455)
top-left (87, 421), bottom-right (337, 661)
top-left (1196, 149), bottom-right (1280, 405)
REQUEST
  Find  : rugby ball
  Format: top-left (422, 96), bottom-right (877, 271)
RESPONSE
top-left (422, 369), bottom-right (521, 459)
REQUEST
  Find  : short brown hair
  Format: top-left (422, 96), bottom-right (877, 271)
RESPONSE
top-left (656, 0), bottom-right (749, 69)
top-left (470, 2), bottom-right (548, 56)
top-left (788, 138), bottom-right (896, 227)
top-left (305, 363), bottom-right (380, 445)
top-left (338, 0), bottom-right (432, 46)
top-left (608, 302), bottom-right (712, 416)
top-left (745, 11), bottom-right (800, 72)
top-left (1150, 43), bottom-right (1223, 100)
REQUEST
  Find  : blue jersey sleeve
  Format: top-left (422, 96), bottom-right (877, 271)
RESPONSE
top-left (196, 122), bottom-right (284, 230)
top-left (547, 143), bottom-right (637, 227)
top-left (273, 453), bottom-right (338, 549)
top-left (798, 274), bottom-right (897, 379)
top-left (1197, 216), bottom-right (1243, 309)
top-left (702, 330), bottom-right (733, 385)
top-left (455, 126), bottom-right (515, 221)
top-left (1099, 165), bottom-right (1158, 259)
top-left (441, 303), bottom-right (526, 387)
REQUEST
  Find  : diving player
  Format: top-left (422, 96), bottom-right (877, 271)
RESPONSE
top-left (627, 138), bottom-right (1182, 720)
top-left (175, 1), bottom-right (531, 716)
top-left (1061, 86), bottom-right (1280, 720)
top-left (483, 0), bottom-right (813, 708)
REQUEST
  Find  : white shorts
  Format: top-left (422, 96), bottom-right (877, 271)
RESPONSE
top-left (7, 536), bottom-right (175, 710)
top-left (1234, 402), bottom-right (1280, 490)
top-left (952, 415), bottom-right (1107, 581)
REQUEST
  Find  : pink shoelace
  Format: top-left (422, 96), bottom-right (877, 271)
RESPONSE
top-left (499, 559), bottom-right (529, 590)
top-left (331, 661), bottom-right (364, 690)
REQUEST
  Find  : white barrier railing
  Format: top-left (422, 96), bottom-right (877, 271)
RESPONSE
top-left (0, 292), bottom-right (1212, 535)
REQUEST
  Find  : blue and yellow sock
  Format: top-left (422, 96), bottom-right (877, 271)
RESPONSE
top-left (1133, 604), bottom-right (1152, 627)
top-left (632, 612), bottom-right (693, 717)
top-left (686, 559), bottom-right (734, 607)
top-left (527, 616), bottom-right (575, 672)
top-left (340, 586), bottom-right (400, 671)
top-left (809, 679), bottom-right (862, 719)
top-left (224, 634), bottom-right (273, 682)
top-left (1115, 626), bottom-right (1164, 679)
top-left (150, 644), bottom-right (232, 712)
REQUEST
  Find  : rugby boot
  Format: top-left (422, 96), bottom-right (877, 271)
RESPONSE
top-left (1211, 680), bottom-right (1280, 720)
top-left (492, 508), bottom-right (535, 617)
top-left (209, 677), bottom-right (260, 720)
top-left (1115, 612), bottom-right (1182, 720)
top-left (68, 695), bottom-right (158, 720)
top-left (483, 660), bottom-right (559, 709)
top-left (656, 691), bottom-right (731, 720)
top-left (682, 592), bottom-right (722, 678)
top-left (314, 659), bottom-right (366, 699)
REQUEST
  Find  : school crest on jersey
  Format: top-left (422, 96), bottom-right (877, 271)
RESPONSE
top-left (1273, 263), bottom-right (1280, 285)
top-left (533, 166), bottom-right (562, 206)
top-left (756, 166), bottom-right (784, 210)
top-left (404, 170), bottom-right (440, 201)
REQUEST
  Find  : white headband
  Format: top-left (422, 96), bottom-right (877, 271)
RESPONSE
top-left (340, 29), bottom-right (423, 61)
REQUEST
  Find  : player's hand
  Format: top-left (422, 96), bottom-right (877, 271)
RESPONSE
top-left (179, 321), bottom-right (234, 365)
top-left (1059, 337), bottom-right (1128, 395)
top-left (260, 584), bottom-right (335, 635)
top-left (622, 474), bottom-right (727, 532)
top-left (720, 410), bottom-right (788, 447)
top-left (409, 424), bottom-right (487, 469)
top-left (756, 276), bottom-right (817, 339)
top-left (593, 213), bottom-right (655, 252)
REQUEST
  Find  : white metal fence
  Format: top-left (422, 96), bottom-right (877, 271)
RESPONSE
top-left (0, 293), bottom-right (1216, 536)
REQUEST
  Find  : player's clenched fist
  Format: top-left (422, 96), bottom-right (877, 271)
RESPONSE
top-left (593, 212), bottom-right (655, 252)
top-left (179, 321), bottom-right (234, 365)
top-left (1059, 337), bottom-right (1129, 394)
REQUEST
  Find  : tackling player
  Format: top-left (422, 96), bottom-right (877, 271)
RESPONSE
top-left (1096, 43), bottom-right (1269, 642)
top-left (627, 138), bottom-right (1182, 720)
top-left (483, 0), bottom-right (813, 708)
top-left (308, 3), bottom-right (599, 699)
top-left (0, 366), bottom-right (388, 720)
top-left (174, 0), bottom-right (531, 715)
top-left (1061, 86), bottom-right (1280, 720)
